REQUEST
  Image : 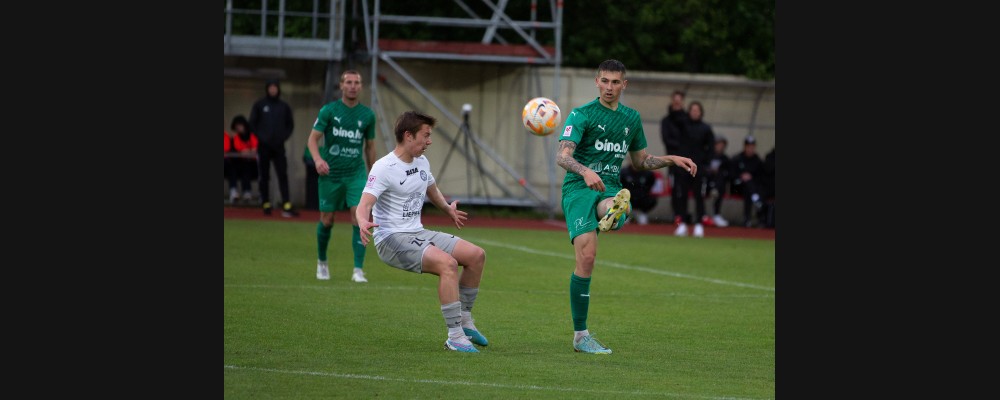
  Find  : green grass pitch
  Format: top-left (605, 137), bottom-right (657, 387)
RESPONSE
top-left (224, 218), bottom-right (775, 399)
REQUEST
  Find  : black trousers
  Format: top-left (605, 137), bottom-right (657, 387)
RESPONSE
top-left (732, 179), bottom-right (762, 226)
top-left (225, 157), bottom-right (258, 193)
top-left (257, 144), bottom-right (290, 205)
top-left (670, 166), bottom-right (706, 225)
top-left (705, 173), bottom-right (728, 215)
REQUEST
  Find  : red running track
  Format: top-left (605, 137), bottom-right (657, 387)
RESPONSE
top-left (224, 206), bottom-right (774, 241)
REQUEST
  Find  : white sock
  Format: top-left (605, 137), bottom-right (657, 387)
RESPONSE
top-left (353, 267), bottom-right (363, 274)
top-left (461, 311), bottom-right (477, 330)
top-left (574, 330), bottom-right (590, 342)
top-left (448, 326), bottom-right (465, 338)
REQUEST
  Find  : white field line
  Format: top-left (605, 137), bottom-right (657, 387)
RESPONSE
top-left (223, 365), bottom-right (770, 400)
top-left (470, 237), bottom-right (774, 292)
top-left (223, 284), bottom-right (773, 299)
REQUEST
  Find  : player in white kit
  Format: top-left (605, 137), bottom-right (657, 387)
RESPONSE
top-left (356, 111), bottom-right (489, 353)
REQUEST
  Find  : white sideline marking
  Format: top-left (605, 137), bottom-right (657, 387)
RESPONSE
top-left (470, 238), bottom-right (774, 292)
top-left (224, 284), bottom-right (773, 300)
top-left (224, 365), bottom-right (769, 400)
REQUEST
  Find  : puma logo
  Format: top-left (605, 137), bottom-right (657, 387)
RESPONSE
top-left (597, 125), bottom-right (606, 132)
top-left (334, 116), bottom-right (341, 123)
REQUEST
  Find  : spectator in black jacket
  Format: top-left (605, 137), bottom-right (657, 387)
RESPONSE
top-left (249, 78), bottom-right (298, 217)
top-left (660, 91), bottom-right (685, 222)
top-left (731, 136), bottom-right (765, 227)
top-left (704, 134), bottom-right (732, 227)
top-left (760, 148), bottom-right (775, 229)
top-left (671, 101), bottom-right (715, 238)
top-left (660, 90), bottom-right (687, 157)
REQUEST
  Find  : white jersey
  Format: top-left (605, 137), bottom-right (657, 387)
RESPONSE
top-left (363, 151), bottom-right (436, 244)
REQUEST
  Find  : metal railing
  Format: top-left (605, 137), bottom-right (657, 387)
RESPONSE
top-left (224, 0), bottom-right (346, 60)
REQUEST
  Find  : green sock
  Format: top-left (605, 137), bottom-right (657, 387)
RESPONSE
top-left (570, 273), bottom-right (591, 331)
top-left (317, 222), bottom-right (332, 262)
top-left (352, 225), bottom-right (365, 269)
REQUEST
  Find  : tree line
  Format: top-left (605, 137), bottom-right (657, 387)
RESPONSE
top-left (228, 0), bottom-right (774, 81)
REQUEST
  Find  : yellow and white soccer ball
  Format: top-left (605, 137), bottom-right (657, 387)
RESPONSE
top-left (521, 97), bottom-right (561, 136)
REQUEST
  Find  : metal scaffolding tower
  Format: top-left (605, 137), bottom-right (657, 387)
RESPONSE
top-left (224, 0), bottom-right (563, 213)
top-left (364, 0), bottom-right (563, 212)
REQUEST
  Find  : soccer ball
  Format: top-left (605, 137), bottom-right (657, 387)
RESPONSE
top-left (521, 97), bottom-right (561, 136)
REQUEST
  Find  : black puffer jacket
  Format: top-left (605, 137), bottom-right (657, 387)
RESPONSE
top-left (681, 117), bottom-right (716, 168)
top-left (248, 79), bottom-right (295, 149)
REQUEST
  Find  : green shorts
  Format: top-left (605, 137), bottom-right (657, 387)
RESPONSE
top-left (317, 168), bottom-right (368, 212)
top-left (561, 184), bottom-right (620, 244)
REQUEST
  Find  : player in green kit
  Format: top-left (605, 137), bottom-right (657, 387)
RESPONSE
top-left (556, 59), bottom-right (698, 354)
top-left (306, 70), bottom-right (378, 283)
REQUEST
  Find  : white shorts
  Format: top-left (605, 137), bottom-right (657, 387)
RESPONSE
top-left (375, 230), bottom-right (461, 273)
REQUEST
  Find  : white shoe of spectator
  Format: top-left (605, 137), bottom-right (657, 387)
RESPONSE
top-left (712, 215), bottom-right (729, 227)
top-left (674, 223), bottom-right (688, 237)
top-left (693, 223), bottom-right (704, 238)
top-left (636, 212), bottom-right (649, 225)
top-left (229, 188), bottom-right (239, 204)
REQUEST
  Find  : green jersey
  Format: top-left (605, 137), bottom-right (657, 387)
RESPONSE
top-left (310, 99), bottom-right (376, 178)
top-left (559, 97), bottom-right (647, 191)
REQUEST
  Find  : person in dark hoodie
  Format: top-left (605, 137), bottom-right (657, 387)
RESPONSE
top-left (249, 78), bottom-right (298, 217)
top-left (671, 101), bottom-right (716, 238)
top-left (660, 90), bottom-right (687, 225)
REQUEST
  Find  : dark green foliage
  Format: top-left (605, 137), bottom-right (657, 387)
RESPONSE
top-left (225, 0), bottom-right (774, 80)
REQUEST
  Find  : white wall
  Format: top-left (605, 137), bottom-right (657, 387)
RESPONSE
top-left (224, 57), bottom-right (774, 215)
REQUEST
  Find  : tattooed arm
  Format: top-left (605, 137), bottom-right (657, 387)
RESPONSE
top-left (629, 149), bottom-right (698, 176)
top-left (557, 140), bottom-right (607, 193)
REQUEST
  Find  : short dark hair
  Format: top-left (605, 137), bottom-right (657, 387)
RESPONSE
top-left (597, 59), bottom-right (626, 77)
top-left (230, 114), bottom-right (250, 131)
top-left (393, 111), bottom-right (437, 143)
top-left (341, 69), bottom-right (362, 82)
top-left (672, 90), bottom-right (686, 98)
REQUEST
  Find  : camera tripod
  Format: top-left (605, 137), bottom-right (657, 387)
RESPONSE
top-left (439, 105), bottom-right (494, 217)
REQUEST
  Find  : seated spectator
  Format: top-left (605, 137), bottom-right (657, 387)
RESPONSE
top-left (619, 160), bottom-right (658, 225)
top-left (224, 115), bottom-right (259, 204)
top-left (703, 134), bottom-right (732, 227)
top-left (760, 147), bottom-right (775, 229)
top-left (730, 135), bottom-right (764, 227)
top-left (224, 130), bottom-right (236, 203)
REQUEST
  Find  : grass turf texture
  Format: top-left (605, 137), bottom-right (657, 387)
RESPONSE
top-left (224, 218), bottom-right (775, 399)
